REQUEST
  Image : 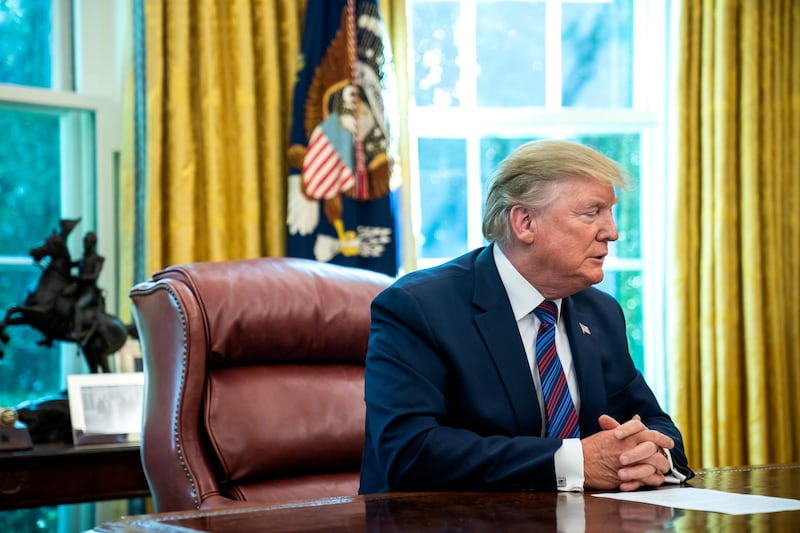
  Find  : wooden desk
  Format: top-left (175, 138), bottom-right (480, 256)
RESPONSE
top-left (0, 442), bottom-right (150, 509)
top-left (92, 464), bottom-right (799, 532)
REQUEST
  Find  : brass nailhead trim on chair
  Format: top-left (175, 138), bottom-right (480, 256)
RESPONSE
top-left (136, 282), bottom-right (201, 510)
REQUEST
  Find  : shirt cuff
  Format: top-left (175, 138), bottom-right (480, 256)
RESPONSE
top-left (553, 438), bottom-right (584, 491)
top-left (662, 448), bottom-right (687, 484)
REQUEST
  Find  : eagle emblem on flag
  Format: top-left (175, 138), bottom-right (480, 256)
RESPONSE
top-left (286, 0), bottom-right (396, 270)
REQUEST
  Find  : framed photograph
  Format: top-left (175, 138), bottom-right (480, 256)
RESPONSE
top-left (67, 372), bottom-right (144, 445)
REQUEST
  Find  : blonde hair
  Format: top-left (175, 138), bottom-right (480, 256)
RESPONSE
top-left (482, 139), bottom-right (630, 246)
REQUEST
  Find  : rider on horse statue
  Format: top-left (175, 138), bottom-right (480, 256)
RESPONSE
top-left (65, 231), bottom-right (105, 343)
top-left (0, 219), bottom-right (130, 373)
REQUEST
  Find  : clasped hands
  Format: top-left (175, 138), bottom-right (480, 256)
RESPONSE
top-left (582, 414), bottom-right (673, 492)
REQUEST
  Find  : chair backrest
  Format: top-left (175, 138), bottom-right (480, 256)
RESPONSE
top-left (129, 257), bottom-right (392, 512)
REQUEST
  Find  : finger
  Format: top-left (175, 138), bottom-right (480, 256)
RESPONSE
top-left (618, 469), bottom-right (665, 492)
top-left (635, 429), bottom-right (675, 450)
top-left (618, 461), bottom-right (658, 482)
top-left (654, 447), bottom-right (671, 473)
top-left (620, 440), bottom-right (668, 466)
top-left (621, 427), bottom-right (676, 450)
top-left (648, 449), bottom-right (671, 474)
top-left (618, 479), bottom-right (644, 492)
top-left (612, 414), bottom-right (643, 439)
top-left (613, 419), bottom-right (648, 439)
top-left (637, 472), bottom-right (666, 488)
top-left (632, 448), bottom-right (670, 475)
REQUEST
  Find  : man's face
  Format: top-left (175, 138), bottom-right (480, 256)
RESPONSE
top-left (528, 175), bottom-right (619, 297)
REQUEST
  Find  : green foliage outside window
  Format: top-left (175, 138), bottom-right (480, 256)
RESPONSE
top-left (0, 2), bottom-right (105, 531)
top-left (579, 134), bottom-right (643, 369)
top-left (1, 0), bottom-right (64, 407)
top-left (0, 0), bottom-right (51, 88)
top-left (0, 109), bottom-right (64, 412)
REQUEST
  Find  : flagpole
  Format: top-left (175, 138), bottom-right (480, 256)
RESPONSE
top-left (347, 0), bottom-right (369, 200)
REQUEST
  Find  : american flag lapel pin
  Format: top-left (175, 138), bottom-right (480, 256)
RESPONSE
top-left (579, 322), bottom-right (591, 335)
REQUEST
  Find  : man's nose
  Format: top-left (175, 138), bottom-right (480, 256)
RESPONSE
top-left (600, 213), bottom-right (619, 241)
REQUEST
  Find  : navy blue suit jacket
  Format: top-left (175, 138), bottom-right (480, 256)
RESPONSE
top-left (359, 246), bottom-right (692, 493)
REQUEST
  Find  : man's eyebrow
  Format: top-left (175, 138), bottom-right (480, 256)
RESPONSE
top-left (583, 198), bottom-right (617, 209)
top-left (600, 196), bottom-right (619, 207)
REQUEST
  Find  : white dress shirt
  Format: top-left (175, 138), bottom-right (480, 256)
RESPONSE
top-left (492, 245), bottom-right (686, 491)
top-left (493, 245), bottom-right (584, 490)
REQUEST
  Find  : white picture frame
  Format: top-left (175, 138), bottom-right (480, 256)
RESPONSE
top-left (66, 372), bottom-right (144, 445)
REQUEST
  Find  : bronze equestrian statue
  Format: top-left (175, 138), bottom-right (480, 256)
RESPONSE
top-left (0, 219), bottom-right (131, 373)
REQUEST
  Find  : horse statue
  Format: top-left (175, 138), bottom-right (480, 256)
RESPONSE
top-left (0, 219), bottom-right (131, 373)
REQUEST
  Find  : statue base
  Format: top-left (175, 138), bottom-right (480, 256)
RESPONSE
top-left (0, 423), bottom-right (33, 451)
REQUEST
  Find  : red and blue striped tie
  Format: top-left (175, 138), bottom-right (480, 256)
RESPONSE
top-left (534, 300), bottom-right (580, 439)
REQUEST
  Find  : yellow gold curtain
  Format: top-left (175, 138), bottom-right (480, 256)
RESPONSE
top-left (380, 0), bottom-right (416, 274)
top-left (118, 0), bottom-right (412, 297)
top-left (670, 0), bottom-right (800, 469)
top-left (117, 0), bottom-right (136, 322)
top-left (139, 0), bottom-right (304, 276)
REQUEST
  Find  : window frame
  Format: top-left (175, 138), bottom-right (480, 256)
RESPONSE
top-left (0, 0), bottom-right (123, 378)
top-left (405, 0), bottom-right (670, 402)
top-left (0, 85), bottom-right (121, 311)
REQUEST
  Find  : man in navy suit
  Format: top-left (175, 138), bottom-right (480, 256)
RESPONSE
top-left (359, 139), bottom-right (693, 494)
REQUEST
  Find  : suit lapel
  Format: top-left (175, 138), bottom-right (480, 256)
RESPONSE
top-left (563, 297), bottom-right (605, 435)
top-left (472, 247), bottom-right (542, 434)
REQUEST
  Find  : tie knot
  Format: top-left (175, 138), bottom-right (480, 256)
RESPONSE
top-left (534, 300), bottom-right (557, 325)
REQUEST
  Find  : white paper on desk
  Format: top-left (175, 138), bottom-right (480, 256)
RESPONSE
top-left (592, 487), bottom-right (800, 515)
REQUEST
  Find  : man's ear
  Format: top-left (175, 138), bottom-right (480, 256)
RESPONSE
top-left (509, 205), bottom-right (536, 244)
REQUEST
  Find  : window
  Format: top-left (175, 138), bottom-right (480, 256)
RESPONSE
top-left (0, 0), bottom-right (120, 407)
top-left (0, 0), bottom-right (123, 529)
top-left (407, 0), bottom-right (669, 401)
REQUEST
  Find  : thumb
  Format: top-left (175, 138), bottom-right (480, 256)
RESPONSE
top-left (598, 414), bottom-right (621, 431)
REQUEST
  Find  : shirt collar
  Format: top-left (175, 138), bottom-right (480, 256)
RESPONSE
top-left (493, 244), bottom-right (562, 321)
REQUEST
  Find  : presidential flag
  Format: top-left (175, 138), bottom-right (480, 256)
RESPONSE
top-left (286, 0), bottom-right (399, 277)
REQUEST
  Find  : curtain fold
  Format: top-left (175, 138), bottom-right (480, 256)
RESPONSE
top-left (133, 0), bottom-right (303, 277)
top-left (121, 0), bottom-right (413, 285)
top-left (380, 0), bottom-right (416, 274)
top-left (670, 0), bottom-right (800, 469)
top-left (117, 0), bottom-right (136, 322)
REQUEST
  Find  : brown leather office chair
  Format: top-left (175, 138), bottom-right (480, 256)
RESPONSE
top-left (129, 257), bottom-right (392, 512)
